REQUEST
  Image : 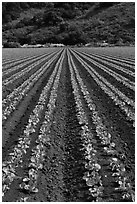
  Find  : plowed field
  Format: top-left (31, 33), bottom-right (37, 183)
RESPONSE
top-left (2, 47), bottom-right (135, 202)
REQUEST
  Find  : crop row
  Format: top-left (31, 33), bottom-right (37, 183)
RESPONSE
top-left (2, 51), bottom-right (61, 86)
top-left (2, 50), bottom-right (59, 77)
top-left (2, 50), bottom-right (65, 197)
top-left (68, 50), bottom-right (134, 201)
top-left (68, 51), bottom-right (104, 201)
top-left (77, 49), bottom-right (135, 67)
top-left (3, 52), bottom-right (45, 71)
top-left (88, 52), bottom-right (135, 71)
top-left (2, 48), bottom-right (57, 67)
top-left (70, 49), bottom-right (134, 125)
top-left (18, 50), bottom-right (65, 198)
top-left (2, 48), bottom-right (134, 202)
top-left (2, 55), bottom-right (34, 68)
top-left (2, 51), bottom-right (62, 122)
top-left (91, 53), bottom-right (135, 68)
top-left (2, 50), bottom-right (62, 106)
top-left (75, 51), bottom-right (134, 91)
top-left (75, 50), bottom-right (134, 81)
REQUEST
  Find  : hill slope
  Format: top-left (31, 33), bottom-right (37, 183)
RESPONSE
top-left (2, 2), bottom-right (135, 46)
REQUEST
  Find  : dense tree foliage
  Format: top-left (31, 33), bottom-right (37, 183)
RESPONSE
top-left (2, 2), bottom-right (135, 46)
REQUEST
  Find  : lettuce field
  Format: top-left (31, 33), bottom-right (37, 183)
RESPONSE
top-left (2, 47), bottom-right (135, 202)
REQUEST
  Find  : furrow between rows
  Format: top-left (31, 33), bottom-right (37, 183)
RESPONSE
top-left (72, 49), bottom-right (134, 102)
top-left (68, 50), bottom-right (134, 202)
top-left (75, 50), bottom-right (134, 89)
top-left (2, 47), bottom-right (134, 202)
top-left (16, 51), bottom-right (65, 201)
top-left (2, 48), bottom-right (59, 69)
top-left (2, 51), bottom-right (65, 199)
top-left (67, 50), bottom-right (104, 201)
top-left (70, 49), bottom-right (134, 124)
top-left (2, 50), bottom-right (59, 78)
top-left (77, 49), bottom-right (135, 68)
top-left (2, 50), bottom-right (61, 86)
top-left (91, 53), bottom-right (135, 68)
top-left (2, 51), bottom-right (62, 122)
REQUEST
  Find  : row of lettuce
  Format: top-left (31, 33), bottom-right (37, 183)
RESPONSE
top-left (2, 48), bottom-right (134, 201)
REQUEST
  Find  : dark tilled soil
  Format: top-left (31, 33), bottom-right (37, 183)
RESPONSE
top-left (3, 54), bottom-right (45, 80)
top-left (2, 52), bottom-right (59, 99)
top-left (85, 53), bottom-right (135, 72)
top-left (2, 53), bottom-right (62, 158)
top-left (2, 49), bottom-right (135, 202)
top-left (2, 52), bottom-right (49, 72)
top-left (74, 51), bottom-right (135, 100)
top-left (70, 52), bottom-right (135, 178)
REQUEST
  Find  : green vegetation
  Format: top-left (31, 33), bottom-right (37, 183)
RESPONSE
top-left (2, 2), bottom-right (135, 46)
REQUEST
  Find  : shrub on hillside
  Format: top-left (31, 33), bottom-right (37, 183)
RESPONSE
top-left (3, 41), bottom-right (21, 48)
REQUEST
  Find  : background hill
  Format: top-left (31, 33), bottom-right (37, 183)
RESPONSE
top-left (2, 2), bottom-right (135, 47)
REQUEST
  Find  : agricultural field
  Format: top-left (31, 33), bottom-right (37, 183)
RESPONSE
top-left (2, 47), bottom-right (135, 202)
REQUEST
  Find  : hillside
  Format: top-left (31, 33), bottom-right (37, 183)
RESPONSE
top-left (2, 2), bottom-right (135, 47)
